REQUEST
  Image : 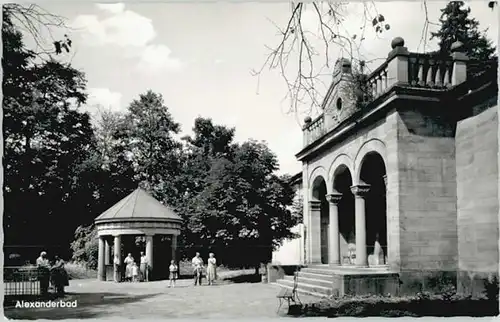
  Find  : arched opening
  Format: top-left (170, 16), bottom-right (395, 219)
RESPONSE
top-left (333, 165), bottom-right (355, 265)
top-left (359, 152), bottom-right (387, 266)
top-left (312, 176), bottom-right (329, 264)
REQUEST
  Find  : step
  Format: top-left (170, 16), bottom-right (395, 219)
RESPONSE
top-left (302, 265), bottom-right (392, 276)
top-left (300, 267), bottom-right (336, 276)
top-left (276, 278), bottom-right (333, 296)
top-left (283, 275), bottom-right (333, 288)
top-left (273, 282), bottom-right (329, 299)
top-left (298, 271), bottom-right (336, 281)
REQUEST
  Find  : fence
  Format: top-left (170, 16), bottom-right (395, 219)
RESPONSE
top-left (4, 266), bottom-right (41, 296)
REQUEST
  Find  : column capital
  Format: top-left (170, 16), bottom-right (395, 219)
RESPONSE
top-left (325, 192), bottom-right (343, 204)
top-left (309, 200), bottom-right (321, 210)
top-left (351, 184), bottom-right (371, 197)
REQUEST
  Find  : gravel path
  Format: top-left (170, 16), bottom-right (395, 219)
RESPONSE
top-left (4, 275), bottom-right (317, 319)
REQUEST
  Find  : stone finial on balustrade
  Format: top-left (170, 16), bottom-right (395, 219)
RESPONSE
top-left (387, 37), bottom-right (409, 59)
top-left (302, 116), bottom-right (312, 145)
top-left (451, 40), bottom-right (468, 86)
top-left (386, 37), bottom-right (410, 86)
top-left (303, 116), bottom-right (312, 129)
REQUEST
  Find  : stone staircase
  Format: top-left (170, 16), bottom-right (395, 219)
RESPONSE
top-left (275, 264), bottom-right (399, 298)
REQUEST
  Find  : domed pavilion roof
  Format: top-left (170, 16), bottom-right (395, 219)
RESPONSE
top-left (94, 187), bottom-right (182, 224)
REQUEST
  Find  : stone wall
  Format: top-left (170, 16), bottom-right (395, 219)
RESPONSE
top-left (395, 104), bottom-right (458, 292)
top-left (456, 103), bottom-right (499, 296)
top-left (271, 224), bottom-right (305, 265)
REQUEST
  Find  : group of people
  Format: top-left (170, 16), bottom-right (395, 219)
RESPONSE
top-left (191, 252), bottom-right (217, 286)
top-left (119, 252), bottom-right (150, 282)
top-left (36, 251), bottom-right (69, 296)
top-left (112, 250), bottom-right (218, 287)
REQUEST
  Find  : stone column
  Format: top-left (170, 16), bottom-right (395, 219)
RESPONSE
top-left (98, 236), bottom-right (106, 281)
top-left (309, 200), bottom-right (322, 264)
top-left (326, 192), bottom-right (343, 266)
top-left (383, 175), bottom-right (388, 265)
top-left (171, 235), bottom-right (177, 262)
top-left (351, 184), bottom-right (371, 267)
top-left (146, 234), bottom-right (154, 279)
top-left (113, 235), bottom-right (122, 282)
top-left (104, 239), bottom-right (111, 265)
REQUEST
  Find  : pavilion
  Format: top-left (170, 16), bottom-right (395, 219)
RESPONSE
top-left (94, 187), bottom-right (182, 282)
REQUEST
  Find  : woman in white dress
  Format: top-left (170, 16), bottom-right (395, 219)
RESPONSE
top-left (124, 253), bottom-right (134, 282)
top-left (206, 253), bottom-right (217, 286)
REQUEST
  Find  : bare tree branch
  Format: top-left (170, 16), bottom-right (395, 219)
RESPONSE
top-left (252, 1), bottom-right (393, 118)
top-left (4, 4), bottom-right (74, 60)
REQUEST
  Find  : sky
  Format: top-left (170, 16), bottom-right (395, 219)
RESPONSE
top-left (35, 1), bottom-right (499, 176)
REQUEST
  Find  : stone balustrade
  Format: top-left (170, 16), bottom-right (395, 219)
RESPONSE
top-left (301, 37), bottom-right (469, 148)
top-left (366, 61), bottom-right (389, 100)
top-left (303, 114), bottom-right (326, 146)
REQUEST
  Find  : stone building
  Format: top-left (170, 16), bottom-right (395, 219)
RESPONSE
top-left (276, 37), bottom-right (498, 297)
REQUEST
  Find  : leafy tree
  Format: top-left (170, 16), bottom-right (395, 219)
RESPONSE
top-left (186, 139), bottom-right (297, 272)
top-left (173, 117), bottom-right (236, 259)
top-left (430, 1), bottom-right (496, 61)
top-left (291, 196), bottom-right (304, 225)
top-left (114, 90), bottom-right (182, 198)
top-left (3, 7), bottom-right (97, 257)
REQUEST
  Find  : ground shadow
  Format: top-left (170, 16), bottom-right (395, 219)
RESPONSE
top-left (4, 292), bottom-right (161, 320)
top-left (222, 273), bottom-right (262, 284)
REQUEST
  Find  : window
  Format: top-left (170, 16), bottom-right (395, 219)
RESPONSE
top-left (336, 97), bottom-right (342, 110)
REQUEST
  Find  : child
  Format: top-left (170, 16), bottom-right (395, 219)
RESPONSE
top-left (131, 262), bottom-right (139, 282)
top-left (169, 260), bottom-right (178, 288)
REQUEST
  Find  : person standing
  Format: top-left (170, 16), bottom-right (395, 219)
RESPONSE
top-left (206, 253), bottom-right (217, 286)
top-left (124, 253), bottom-right (134, 282)
top-left (36, 251), bottom-right (50, 296)
top-left (191, 252), bottom-right (204, 286)
top-left (168, 260), bottom-right (178, 288)
top-left (140, 252), bottom-right (148, 282)
top-left (131, 262), bottom-right (139, 282)
top-left (113, 254), bottom-right (121, 282)
top-left (51, 255), bottom-right (69, 296)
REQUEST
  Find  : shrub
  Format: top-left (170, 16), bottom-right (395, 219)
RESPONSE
top-left (70, 225), bottom-right (98, 270)
top-left (484, 274), bottom-right (499, 301)
top-left (65, 262), bottom-right (97, 280)
top-left (289, 293), bottom-right (499, 317)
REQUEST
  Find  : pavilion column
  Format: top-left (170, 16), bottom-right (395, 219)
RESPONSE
top-left (351, 184), bottom-right (371, 268)
top-left (309, 200), bottom-right (322, 264)
top-left (98, 236), bottom-right (106, 281)
top-left (146, 234), bottom-right (154, 280)
top-left (171, 235), bottom-right (177, 262)
top-left (326, 191), bottom-right (343, 266)
top-left (113, 235), bottom-right (122, 282)
top-left (104, 239), bottom-right (111, 265)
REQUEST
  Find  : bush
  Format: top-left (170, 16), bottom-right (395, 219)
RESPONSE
top-left (65, 262), bottom-right (97, 280)
top-left (289, 293), bottom-right (499, 317)
top-left (70, 225), bottom-right (98, 270)
top-left (484, 274), bottom-right (499, 301)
